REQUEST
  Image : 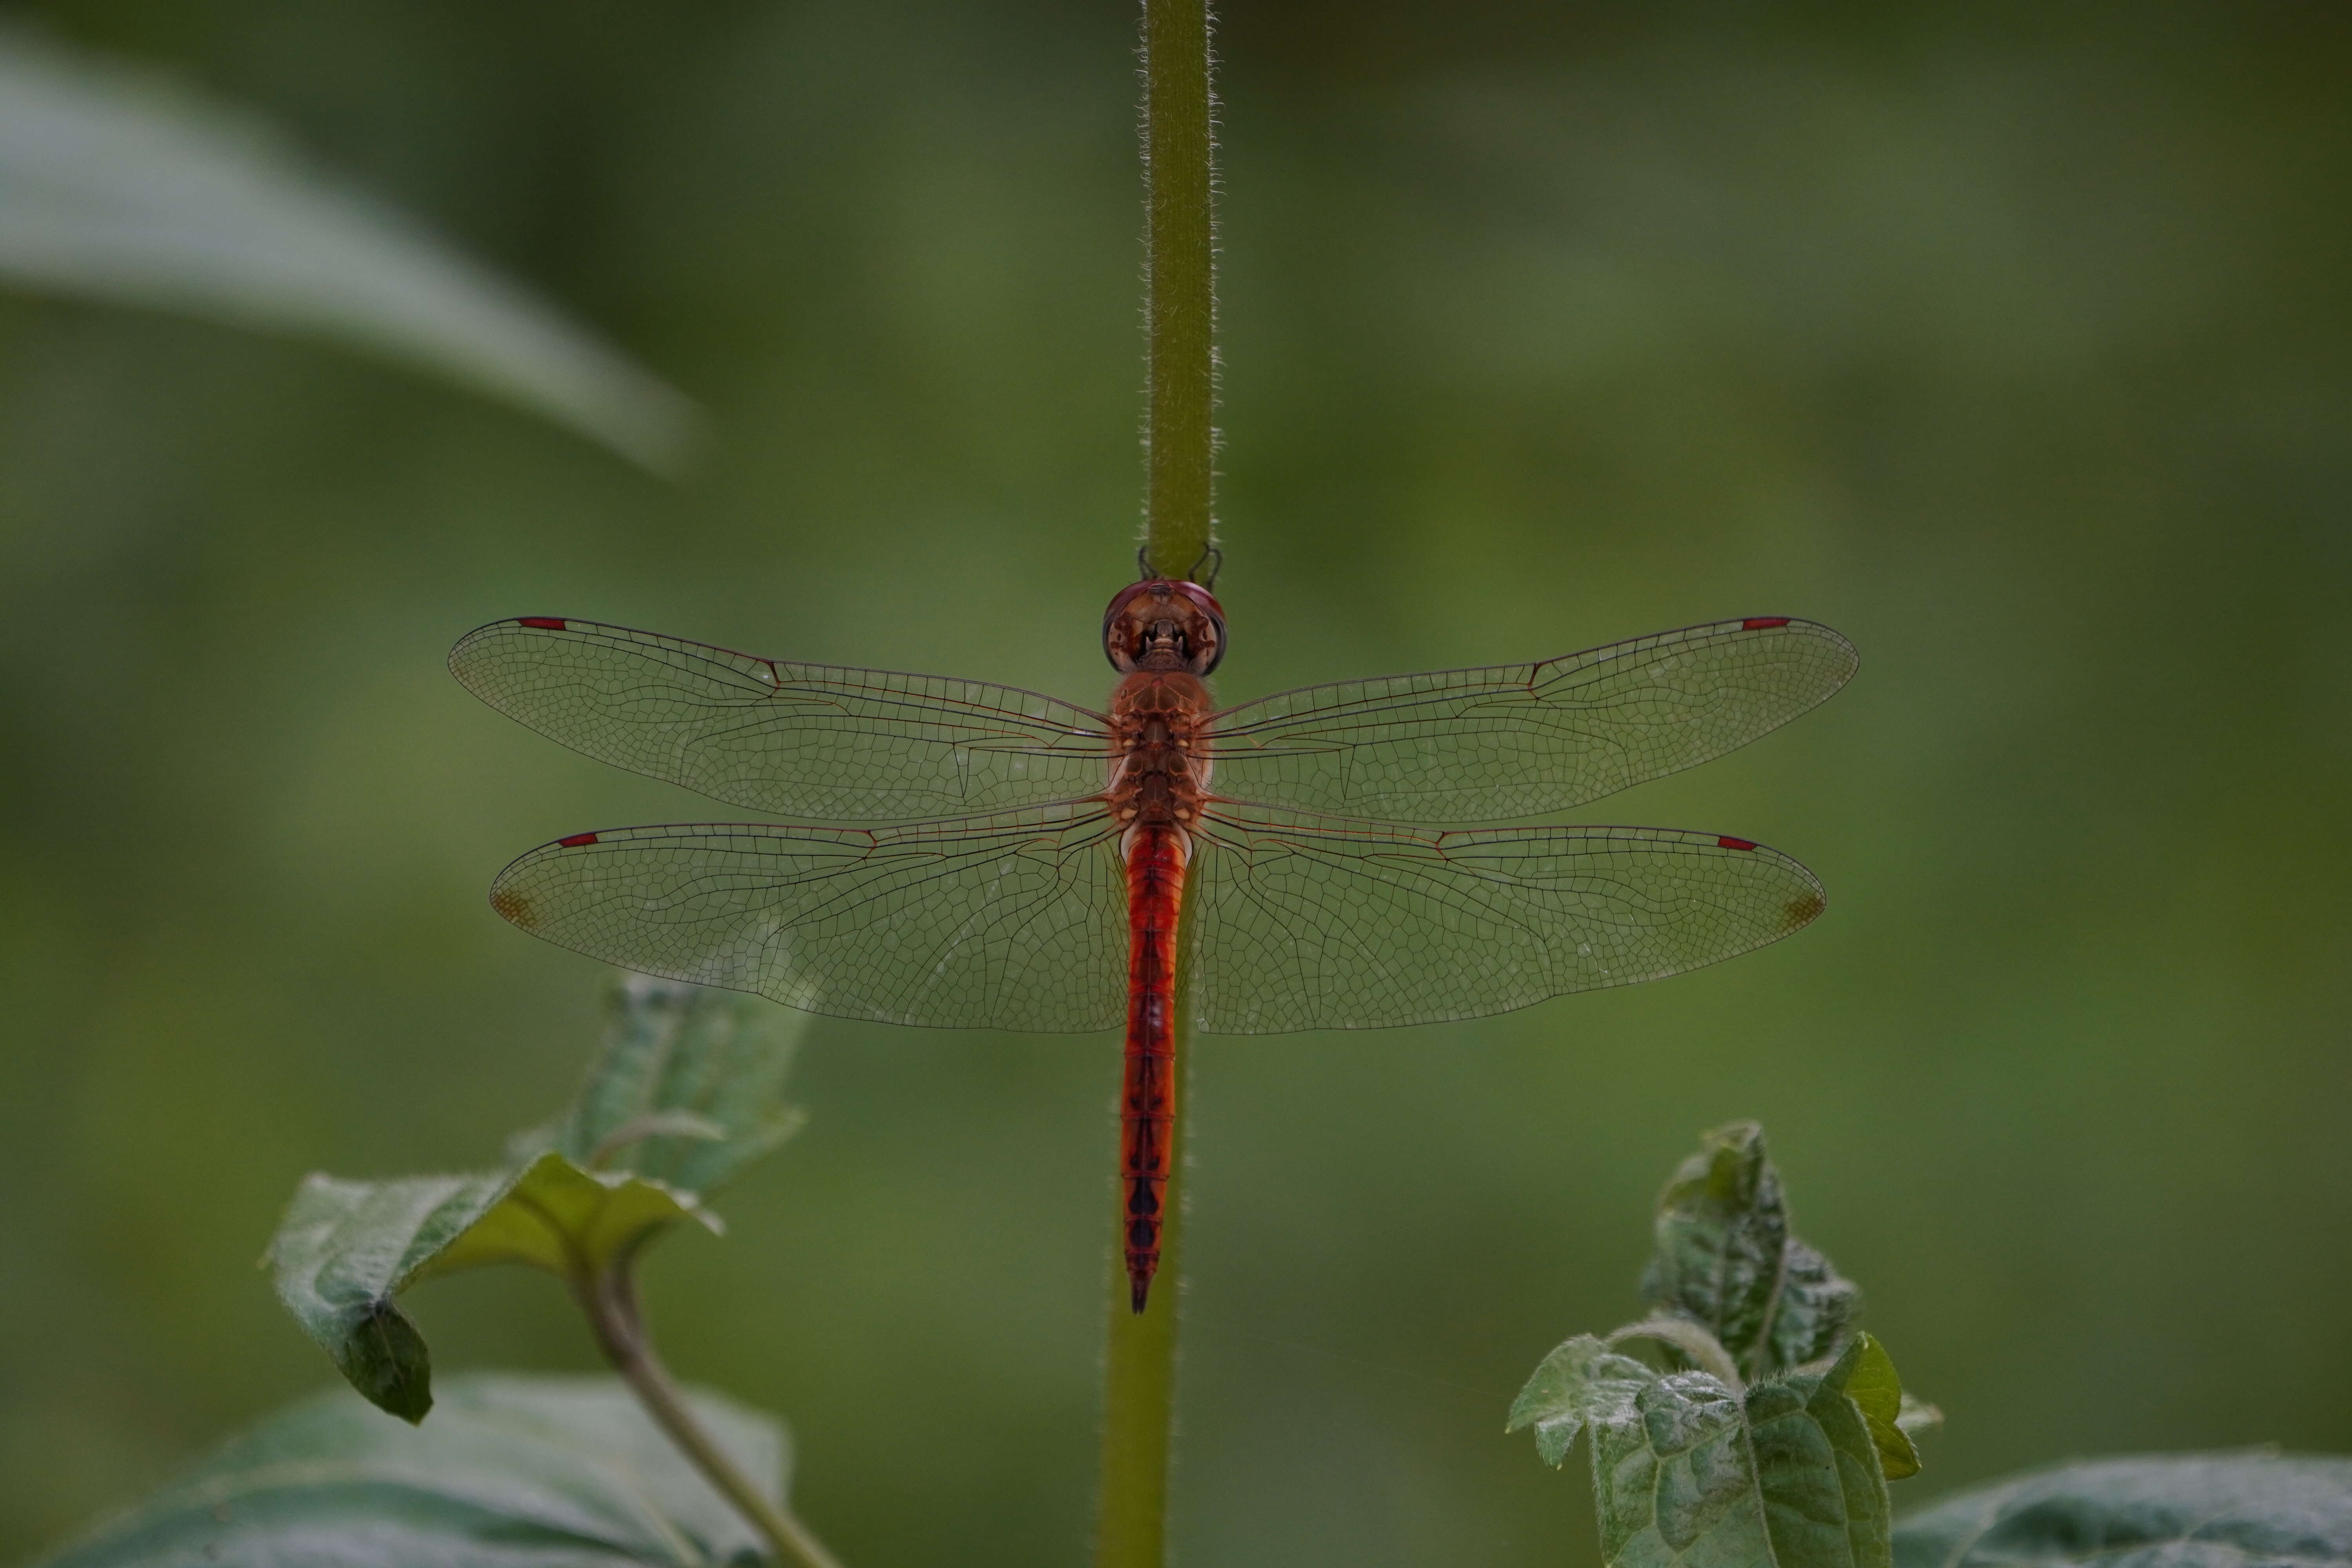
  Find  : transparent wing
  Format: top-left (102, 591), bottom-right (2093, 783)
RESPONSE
top-left (486, 805), bottom-right (1127, 1031)
top-left (1205, 617), bottom-right (1856, 821)
top-left (1186, 807), bottom-right (1826, 1034)
top-left (450, 617), bottom-right (1111, 820)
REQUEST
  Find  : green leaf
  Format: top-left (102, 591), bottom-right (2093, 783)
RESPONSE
top-left (1834, 1334), bottom-right (1921, 1482)
top-left (265, 1151), bottom-right (713, 1421)
top-left (29, 1374), bottom-right (788, 1568)
top-left (1558, 1363), bottom-right (1901, 1568)
top-left (1512, 1336), bottom-right (1906, 1568)
top-left (526, 975), bottom-right (811, 1196)
top-left (1891, 1452), bottom-right (2352, 1568)
top-left (1641, 1121), bottom-right (1863, 1382)
top-left (1506, 1335), bottom-right (1661, 1468)
top-left (266, 976), bottom-right (806, 1420)
top-left (1744, 1337), bottom-right (1895, 1568)
top-left (1768, 1239), bottom-right (1864, 1374)
top-left (0, 30), bottom-right (694, 470)
top-left (1518, 1129), bottom-right (1932, 1566)
top-left (1590, 1371), bottom-right (1770, 1567)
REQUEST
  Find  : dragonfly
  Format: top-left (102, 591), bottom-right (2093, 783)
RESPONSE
top-left (449, 580), bottom-right (1855, 1311)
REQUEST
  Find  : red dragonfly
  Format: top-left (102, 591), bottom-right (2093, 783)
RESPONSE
top-left (450, 581), bottom-right (1855, 1310)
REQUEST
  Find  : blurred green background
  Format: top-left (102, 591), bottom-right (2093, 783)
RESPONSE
top-left (3, 1), bottom-right (2348, 1562)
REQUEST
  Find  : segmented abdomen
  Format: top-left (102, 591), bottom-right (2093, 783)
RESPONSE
top-left (1120, 823), bottom-right (1187, 1313)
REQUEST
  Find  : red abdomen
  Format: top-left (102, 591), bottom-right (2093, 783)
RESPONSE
top-left (1120, 823), bottom-right (1187, 1312)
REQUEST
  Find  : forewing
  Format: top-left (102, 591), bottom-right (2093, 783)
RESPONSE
top-left (450, 617), bottom-right (1110, 820)
top-left (1186, 808), bottom-right (1826, 1034)
top-left (1206, 618), bottom-right (1856, 821)
top-left (488, 806), bottom-right (1127, 1031)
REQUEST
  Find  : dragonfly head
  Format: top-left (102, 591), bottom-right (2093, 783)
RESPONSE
top-left (1104, 578), bottom-right (1225, 676)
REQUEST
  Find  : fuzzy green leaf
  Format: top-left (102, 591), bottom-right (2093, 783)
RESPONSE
top-left (29, 1374), bottom-right (787, 1568)
top-left (265, 1151), bottom-right (713, 1421)
top-left (1768, 1238), bottom-right (1864, 1374)
top-left (1890, 1452), bottom-right (2352, 1568)
top-left (0, 32), bottom-right (694, 469)
top-left (1836, 1335), bottom-right (1921, 1481)
top-left (517, 974), bottom-right (810, 1195)
top-left (1590, 1371), bottom-right (1768, 1567)
top-left (1507, 1335), bottom-right (1661, 1468)
top-left (266, 976), bottom-right (804, 1420)
top-left (1577, 1339), bottom-right (1901, 1568)
top-left (1513, 1338), bottom-right (1906, 1568)
top-left (1744, 1336), bottom-right (1896, 1568)
top-left (1641, 1122), bottom-right (1863, 1381)
top-left (1520, 1129), bottom-right (1931, 1566)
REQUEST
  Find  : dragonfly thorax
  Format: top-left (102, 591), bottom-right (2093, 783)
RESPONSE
top-left (1106, 669), bottom-right (1213, 835)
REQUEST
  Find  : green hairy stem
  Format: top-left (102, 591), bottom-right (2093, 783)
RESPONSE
top-left (1099, 11), bottom-right (1215, 1562)
top-left (1138, 0), bottom-right (1217, 583)
top-left (1093, 1004), bottom-right (1192, 1568)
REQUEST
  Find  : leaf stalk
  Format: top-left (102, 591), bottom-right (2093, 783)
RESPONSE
top-left (577, 1247), bottom-right (845, 1568)
top-left (1606, 1316), bottom-right (1748, 1395)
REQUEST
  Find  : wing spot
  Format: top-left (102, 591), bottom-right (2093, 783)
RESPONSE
top-left (1783, 890), bottom-right (1827, 931)
top-left (559, 832), bottom-right (600, 848)
top-left (1742, 617), bottom-right (1791, 630)
top-left (490, 887), bottom-right (538, 929)
top-left (517, 617), bottom-right (568, 630)
top-left (1717, 836), bottom-right (1757, 851)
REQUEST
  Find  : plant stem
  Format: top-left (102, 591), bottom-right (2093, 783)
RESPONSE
top-left (1098, 5), bottom-right (1214, 1562)
top-left (1094, 1006), bottom-right (1191, 1568)
top-left (1606, 1316), bottom-right (1748, 1395)
top-left (580, 1253), bottom-right (846, 1568)
top-left (1139, 0), bottom-right (1216, 581)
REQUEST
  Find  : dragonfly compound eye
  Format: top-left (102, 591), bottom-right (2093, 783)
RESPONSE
top-left (1104, 579), bottom-right (1225, 675)
top-left (1179, 595), bottom-right (1225, 675)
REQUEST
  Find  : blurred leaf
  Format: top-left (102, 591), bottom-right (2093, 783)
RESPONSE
top-left (1641, 1120), bottom-right (1863, 1381)
top-left (1891, 1452), bottom-right (2352, 1568)
top-left (30, 1374), bottom-right (785, 1568)
top-left (0, 30), bottom-right (695, 470)
top-left (517, 975), bottom-right (810, 1196)
top-left (267, 977), bottom-right (804, 1420)
top-left (266, 1151), bottom-right (712, 1421)
top-left (1894, 1393), bottom-right (1944, 1438)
